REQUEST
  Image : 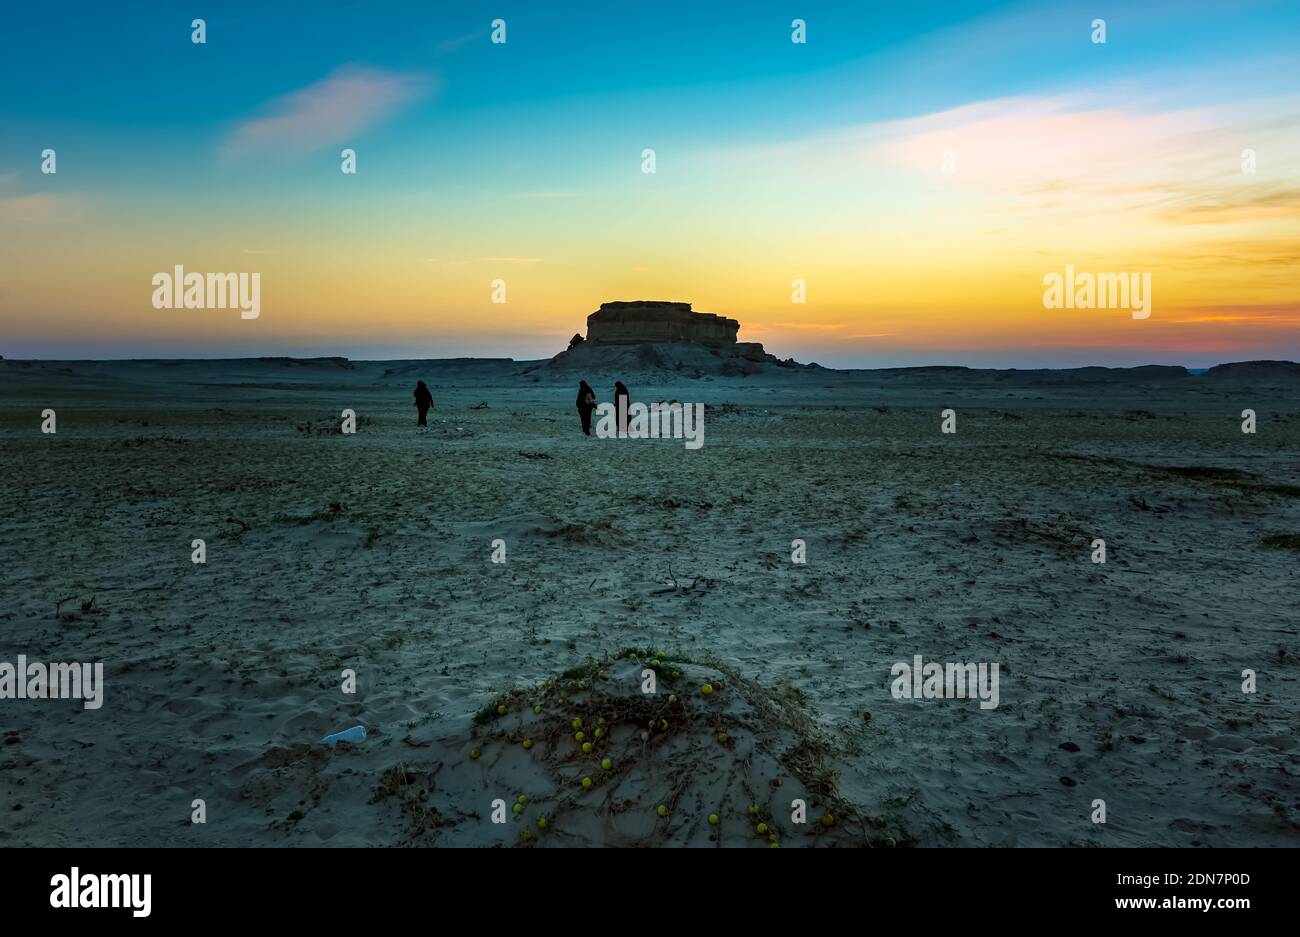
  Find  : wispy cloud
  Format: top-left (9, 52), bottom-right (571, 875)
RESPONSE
top-left (435, 31), bottom-right (482, 56)
top-left (707, 86), bottom-right (1300, 232)
top-left (220, 65), bottom-right (434, 162)
top-left (0, 192), bottom-right (86, 223)
top-left (425, 256), bottom-right (543, 265)
top-left (1164, 301), bottom-right (1300, 325)
top-left (512, 191), bottom-right (577, 199)
top-left (876, 93), bottom-right (1300, 222)
top-left (1161, 182), bottom-right (1300, 224)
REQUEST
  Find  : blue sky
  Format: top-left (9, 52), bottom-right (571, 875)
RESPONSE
top-left (2, 1), bottom-right (1298, 365)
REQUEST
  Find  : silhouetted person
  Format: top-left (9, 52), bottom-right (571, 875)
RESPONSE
top-left (576, 380), bottom-right (596, 435)
top-left (614, 381), bottom-right (630, 436)
top-left (413, 381), bottom-right (433, 426)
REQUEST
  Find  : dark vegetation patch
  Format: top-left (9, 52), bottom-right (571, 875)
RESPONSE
top-left (1260, 534), bottom-right (1300, 551)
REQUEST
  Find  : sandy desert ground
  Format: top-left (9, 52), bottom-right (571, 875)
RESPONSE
top-left (1, 356), bottom-right (1297, 847)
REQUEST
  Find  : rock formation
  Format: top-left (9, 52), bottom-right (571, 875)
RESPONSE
top-left (529, 300), bottom-right (815, 378)
top-left (585, 301), bottom-right (739, 347)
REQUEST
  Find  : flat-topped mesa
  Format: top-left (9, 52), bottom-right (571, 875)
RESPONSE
top-left (585, 301), bottom-right (740, 348)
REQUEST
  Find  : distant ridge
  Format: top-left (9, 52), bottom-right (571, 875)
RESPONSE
top-left (191, 356), bottom-right (355, 369)
top-left (1204, 360), bottom-right (1300, 379)
top-left (2, 356), bottom-right (1299, 381)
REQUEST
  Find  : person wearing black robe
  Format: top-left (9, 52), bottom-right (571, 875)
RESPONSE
top-left (613, 380), bottom-right (630, 436)
top-left (576, 380), bottom-right (596, 435)
top-left (413, 381), bottom-right (433, 426)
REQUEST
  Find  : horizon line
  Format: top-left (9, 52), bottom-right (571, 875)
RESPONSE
top-left (5, 354), bottom-right (1295, 373)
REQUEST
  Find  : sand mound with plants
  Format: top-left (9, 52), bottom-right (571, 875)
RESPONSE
top-left (368, 648), bottom-right (907, 847)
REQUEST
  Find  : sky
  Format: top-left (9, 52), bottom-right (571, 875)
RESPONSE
top-left (1, 0), bottom-right (1298, 368)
